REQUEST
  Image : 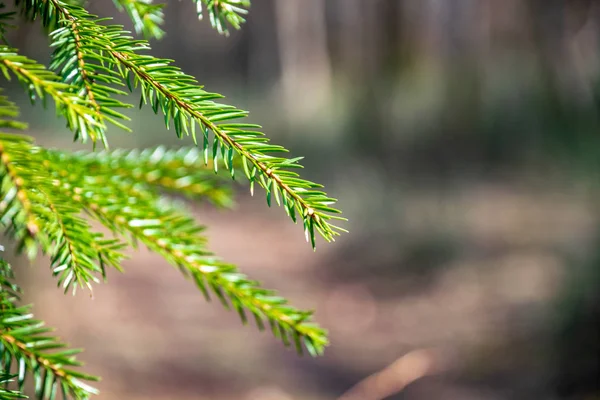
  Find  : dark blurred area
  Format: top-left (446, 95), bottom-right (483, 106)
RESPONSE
top-left (4, 0), bottom-right (600, 399)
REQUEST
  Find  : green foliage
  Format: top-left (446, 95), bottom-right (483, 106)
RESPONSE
top-left (0, 375), bottom-right (27, 399)
top-left (0, 259), bottom-right (98, 399)
top-left (15, 0), bottom-right (345, 245)
top-left (112, 0), bottom-right (165, 39)
top-left (66, 146), bottom-right (234, 207)
top-left (0, 47), bottom-right (105, 144)
top-left (0, 132), bottom-right (126, 290)
top-left (0, 1), bottom-right (345, 398)
top-left (192, 0), bottom-right (250, 36)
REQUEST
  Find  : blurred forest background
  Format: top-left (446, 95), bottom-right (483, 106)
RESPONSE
top-left (3, 0), bottom-right (600, 399)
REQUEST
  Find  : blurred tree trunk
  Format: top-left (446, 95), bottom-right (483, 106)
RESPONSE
top-left (334, 0), bottom-right (383, 79)
top-left (246, 0), bottom-right (281, 86)
top-left (274, 0), bottom-right (332, 122)
top-left (436, 0), bottom-right (485, 170)
top-left (528, 0), bottom-right (598, 108)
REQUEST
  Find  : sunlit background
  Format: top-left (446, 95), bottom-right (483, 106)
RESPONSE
top-left (4, 0), bottom-right (600, 399)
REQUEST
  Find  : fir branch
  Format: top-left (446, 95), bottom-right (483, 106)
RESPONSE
top-left (0, 6), bottom-right (17, 42)
top-left (41, 154), bottom-right (328, 355)
top-left (17, 0), bottom-right (146, 136)
top-left (192, 0), bottom-right (250, 36)
top-left (7, 0), bottom-right (344, 365)
top-left (0, 95), bottom-right (26, 132)
top-left (0, 258), bottom-right (99, 399)
top-left (0, 375), bottom-right (26, 399)
top-left (113, 0), bottom-right (165, 40)
top-left (40, 189), bottom-right (126, 293)
top-left (0, 46), bottom-right (106, 144)
top-left (64, 146), bottom-right (234, 208)
top-left (0, 134), bottom-right (126, 293)
top-left (0, 133), bottom-right (327, 353)
top-left (26, 0), bottom-right (346, 248)
top-left (49, 10), bottom-right (133, 137)
top-left (0, 134), bottom-right (45, 260)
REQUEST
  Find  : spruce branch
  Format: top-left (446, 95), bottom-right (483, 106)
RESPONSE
top-left (38, 187), bottom-right (126, 293)
top-left (0, 94), bottom-right (26, 132)
top-left (0, 133), bottom-right (126, 293)
top-left (64, 146), bottom-right (234, 207)
top-left (0, 102), bottom-right (45, 259)
top-left (40, 152), bottom-right (328, 355)
top-left (5, 0), bottom-right (345, 367)
top-left (23, 0), bottom-right (346, 248)
top-left (0, 375), bottom-right (26, 399)
top-left (0, 258), bottom-right (99, 399)
top-left (0, 6), bottom-right (17, 42)
top-left (112, 0), bottom-right (165, 40)
top-left (49, 9), bottom-right (133, 138)
top-left (0, 46), bottom-right (106, 144)
top-left (192, 0), bottom-right (250, 36)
